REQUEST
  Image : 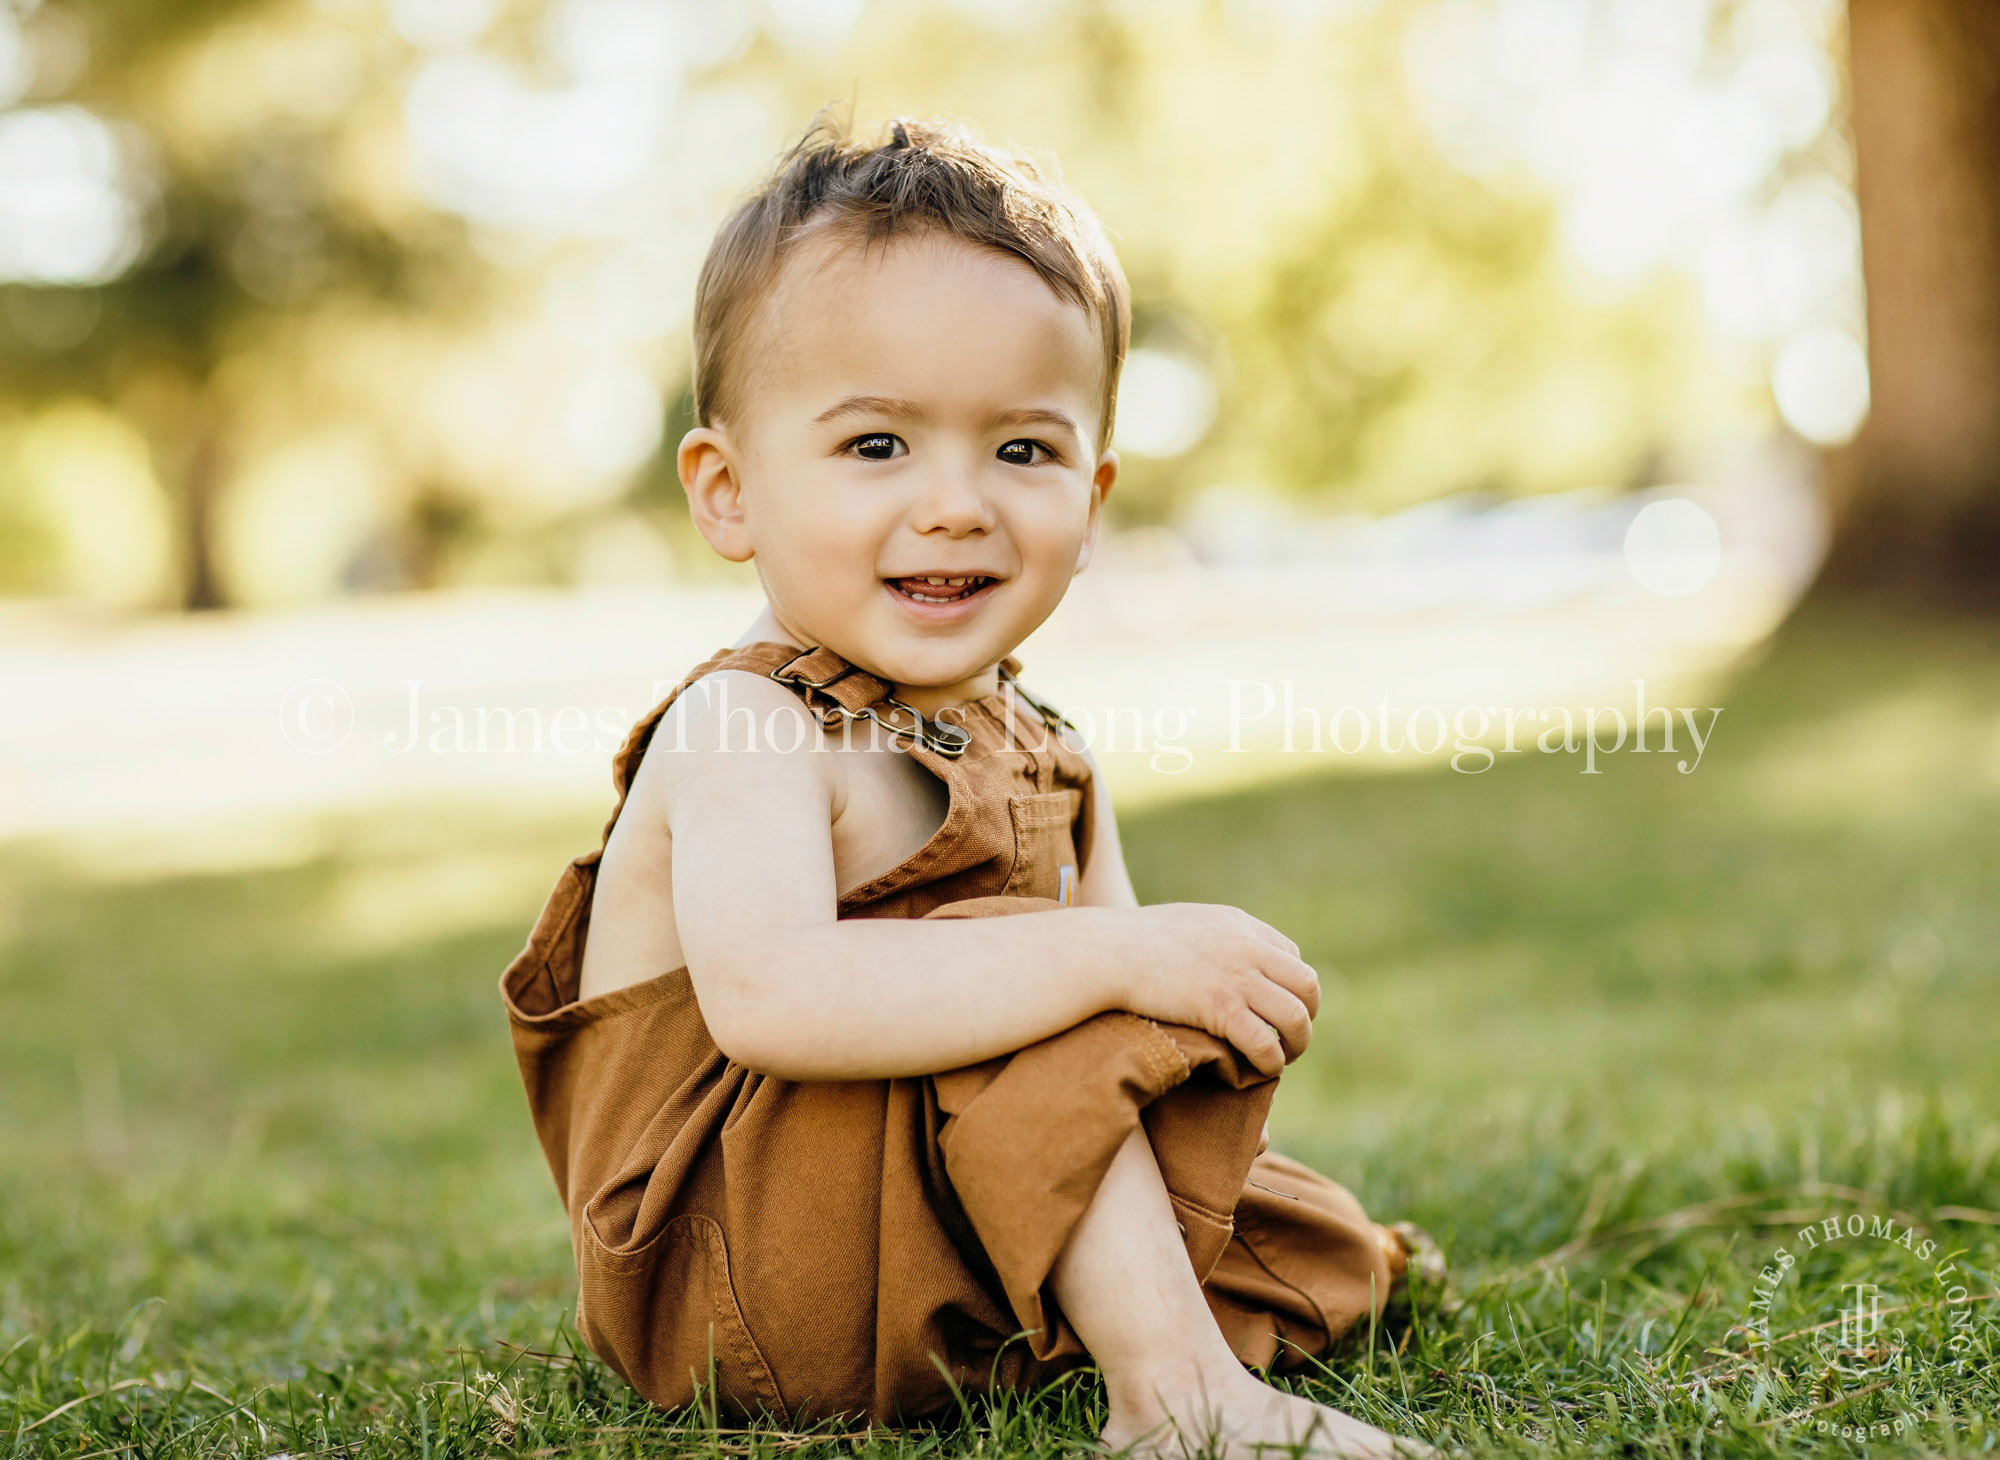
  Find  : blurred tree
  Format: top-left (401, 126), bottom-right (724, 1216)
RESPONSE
top-left (740, 1), bottom-right (1709, 519)
top-left (0, 0), bottom-right (473, 609)
top-left (0, 0), bottom-right (1841, 610)
top-left (1826, 0), bottom-right (2000, 603)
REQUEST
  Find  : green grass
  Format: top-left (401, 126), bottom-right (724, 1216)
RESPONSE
top-left (2, 598), bottom-right (1996, 1458)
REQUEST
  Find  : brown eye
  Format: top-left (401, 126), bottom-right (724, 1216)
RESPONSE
top-left (850, 433), bottom-right (905, 461)
top-left (997, 439), bottom-right (1048, 466)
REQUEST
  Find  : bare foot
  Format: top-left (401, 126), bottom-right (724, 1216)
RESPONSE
top-left (1100, 1364), bottom-right (1433, 1460)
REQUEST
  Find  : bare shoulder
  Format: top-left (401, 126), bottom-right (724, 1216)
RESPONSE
top-left (626, 667), bottom-right (842, 814)
top-left (653, 668), bottom-right (829, 755)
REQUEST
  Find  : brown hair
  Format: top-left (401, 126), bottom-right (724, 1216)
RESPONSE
top-left (691, 112), bottom-right (1131, 447)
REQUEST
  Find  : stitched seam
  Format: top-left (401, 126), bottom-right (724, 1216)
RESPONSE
top-left (502, 964), bottom-right (690, 1031)
top-left (1128, 1015), bottom-right (1193, 1089)
top-left (834, 756), bottom-right (974, 906)
top-left (1010, 791), bottom-right (1077, 825)
top-left (999, 795), bottom-right (1077, 897)
top-left (693, 1216), bottom-right (787, 1413)
top-left (1168, 1190), bottom-right (1238, 1230)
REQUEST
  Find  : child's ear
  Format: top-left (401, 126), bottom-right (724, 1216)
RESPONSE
top-left (679, 425), bottom-right (754, 562)
top-left (1073, 448), bottom-right (1118, 576)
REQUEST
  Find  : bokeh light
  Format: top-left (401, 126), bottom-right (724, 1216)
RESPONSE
top-left (1404, 0), bottom-right (1866, 449)
top-left (0, 106), bottom-right (146, 285)
top-left (1623, 496), bottom-right (1724, 597)
top-left (1771, 325), bottom-right (1871, 445)
top-left (561, 361), bottom-right (664, 475)
top-left (1115, 350), bottom-right (1218, 459)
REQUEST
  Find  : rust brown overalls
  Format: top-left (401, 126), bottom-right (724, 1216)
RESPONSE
top-left (501, 641), bottom-right (1398, 1427)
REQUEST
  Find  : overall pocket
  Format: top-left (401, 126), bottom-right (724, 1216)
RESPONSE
top-left (577, 1209), bottom-right (786, 1415)
top-left (999, 788), bottom-right (1083, 902)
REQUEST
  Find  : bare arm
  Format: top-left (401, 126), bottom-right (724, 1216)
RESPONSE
top-left (655, 672), bottom-right (1318, 1082)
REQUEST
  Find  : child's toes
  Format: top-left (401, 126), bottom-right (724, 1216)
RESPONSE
top-left (1388, 1221), bottom-right (1451, 1297)
top-left (1375, 1219), bottom-right (1460, 1331)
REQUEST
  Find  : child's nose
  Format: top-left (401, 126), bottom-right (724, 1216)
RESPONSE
top-left (908, 464), bottom-right (994, 533)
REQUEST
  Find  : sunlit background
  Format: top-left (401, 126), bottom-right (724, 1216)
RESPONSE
top-left (0, 0), bottom-right (1930, 840)
top-left (1, 0), bottom-right (1865, 606)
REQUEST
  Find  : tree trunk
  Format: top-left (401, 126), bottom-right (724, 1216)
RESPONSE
top-left (181, 416), bottom-right (226, 611)
top-left (1820, 0), bottom-right (2000, 603)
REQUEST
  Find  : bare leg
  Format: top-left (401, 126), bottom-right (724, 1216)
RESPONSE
top-left (1049, 1125), bottom-right (1428, 1460)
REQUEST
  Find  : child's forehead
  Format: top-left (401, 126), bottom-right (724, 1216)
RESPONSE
top-left (777, 219), bottom-right (1048, 287)
top-left (746, 227), bottom-right (1104, 407)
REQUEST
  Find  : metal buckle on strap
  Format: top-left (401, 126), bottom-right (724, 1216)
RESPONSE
top-left (876, 697), bottom-right (972, 758)
top-left (768, 651), bottom-right (971, 759)
top-left (769, 648), bottom-right (857, 691)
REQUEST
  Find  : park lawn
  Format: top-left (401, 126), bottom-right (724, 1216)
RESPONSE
top-left (1, 597), bottom-right (1995, 1458)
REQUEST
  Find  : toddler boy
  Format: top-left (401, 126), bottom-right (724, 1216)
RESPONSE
top-left (502, 114), bottom-right (1436, 1460)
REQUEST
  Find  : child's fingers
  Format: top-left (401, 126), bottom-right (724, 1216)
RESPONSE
top-left (1239, 911), bottom-right (1302, 960)
top-left (1244, 981), bottom-right (1313, 1061)
top-left (1223, 1004), bottom-right (1289, 1077)
top-left (1258, 949), bottom-right (1321, 1020)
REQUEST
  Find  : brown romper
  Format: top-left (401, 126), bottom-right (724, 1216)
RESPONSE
top-left (500, 641), bottom-right (1398, 1427)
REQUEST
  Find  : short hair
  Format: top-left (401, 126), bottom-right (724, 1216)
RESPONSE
top-left (691, 112), bottom-right (1132, 448)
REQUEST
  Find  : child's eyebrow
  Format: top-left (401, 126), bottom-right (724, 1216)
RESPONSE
top-left (988, 407), bottom-right (1081, 438)
top-left (814, 395), bottom-right (933, 426)
top-left (811, 397), bottom-right (1081, 440)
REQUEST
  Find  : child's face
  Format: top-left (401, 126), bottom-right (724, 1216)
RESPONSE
top-left (680, 228), bottom-right (1117, 693)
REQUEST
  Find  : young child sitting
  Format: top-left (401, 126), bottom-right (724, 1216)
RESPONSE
top-left (501, 114), bottom-right (1438, 1460)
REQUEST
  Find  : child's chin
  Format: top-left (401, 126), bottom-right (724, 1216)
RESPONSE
top-left (865, 631), bottom-right (1005, 681)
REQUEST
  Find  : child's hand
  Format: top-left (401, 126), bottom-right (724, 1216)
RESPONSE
top-left (1123, 903), bottom-right (1320, 1076)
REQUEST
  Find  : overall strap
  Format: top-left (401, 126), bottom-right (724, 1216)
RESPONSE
top-left (766, 644), bottom-right (1027, 761)
top-left (762, 644), bottom-right (898, 718)
top-left (597, 640), bottom-right (1035, 848)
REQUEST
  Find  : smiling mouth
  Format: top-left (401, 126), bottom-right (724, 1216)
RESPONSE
top-left (886, 575), bottom-right (999, 604)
